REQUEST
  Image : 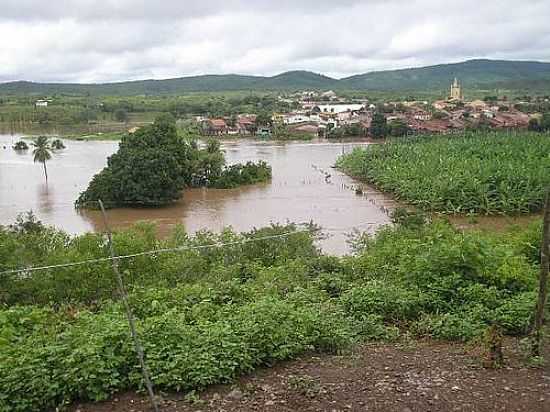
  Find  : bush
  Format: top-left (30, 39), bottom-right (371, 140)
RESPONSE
top-left (51, 139), bottom-right (65, 150)
top-left (0, 216), bottom-right (543, 411)
top-left (12, 140), bottom-right (28, 150)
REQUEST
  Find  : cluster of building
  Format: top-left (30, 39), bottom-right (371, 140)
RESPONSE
top-left (196, 79), bottom-right (539, 138)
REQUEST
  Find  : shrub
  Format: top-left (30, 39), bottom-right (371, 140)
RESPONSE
top-left (12, 140), bottom-right (28, 150)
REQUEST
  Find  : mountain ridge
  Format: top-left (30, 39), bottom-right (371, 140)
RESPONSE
top-left (1, 59), bottom-right (549, 95)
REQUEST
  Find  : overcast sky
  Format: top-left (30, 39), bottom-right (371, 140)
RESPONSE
top-left (1, 0), bottom-right (549, 83)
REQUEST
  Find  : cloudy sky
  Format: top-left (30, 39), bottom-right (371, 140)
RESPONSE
top-left (1, 0), bottom-right (549, 83)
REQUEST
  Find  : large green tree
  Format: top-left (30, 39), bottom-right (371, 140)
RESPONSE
top-left (31, 136), bottom-right (52, 183)
top-left (369, 112), bottom-right (388, 139)
top-left (76, 114), bottom-right (195, 207)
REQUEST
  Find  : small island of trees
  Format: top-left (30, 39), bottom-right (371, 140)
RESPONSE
top-left (12, 140), bottom-right (29, 151)
top-left (76, 114), bottom-right (271, 208)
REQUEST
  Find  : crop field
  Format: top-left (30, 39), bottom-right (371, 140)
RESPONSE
top-left (0, 214), bottom-right (543, 411)
top-left (337, 131), bottom-right (550, 214)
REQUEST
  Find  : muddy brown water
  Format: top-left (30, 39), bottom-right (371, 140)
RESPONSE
top-left (0, 134), bottom-right (398, 255)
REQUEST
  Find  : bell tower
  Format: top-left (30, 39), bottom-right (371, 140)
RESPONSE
top-left (450, 78), bottom-right (463, 100)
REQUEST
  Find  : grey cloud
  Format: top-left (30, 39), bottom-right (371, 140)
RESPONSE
top-left (0, 0), bottom-right (549, 82)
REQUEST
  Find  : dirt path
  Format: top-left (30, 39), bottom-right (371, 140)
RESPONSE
top-left (70, 339), bottom-right (549, 412)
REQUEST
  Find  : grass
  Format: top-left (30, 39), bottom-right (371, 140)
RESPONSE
top-left (336, 131), bottom-right (550, 214)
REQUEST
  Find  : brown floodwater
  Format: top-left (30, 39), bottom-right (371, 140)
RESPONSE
top-left (0, 134), bottom-right (398, 255)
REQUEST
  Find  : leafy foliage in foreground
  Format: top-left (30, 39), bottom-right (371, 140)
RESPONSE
top-left (337, 131), bottom-right (550, 214)
top-left (0, 215), bottom-right (543, 411)
top-left (75, 115), bottom-right (271, 208)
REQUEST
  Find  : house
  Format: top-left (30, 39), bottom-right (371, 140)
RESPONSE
top-left (202, 118), bottom-right (228, 135)
top-left (292, 124), bottom-right (319, 134)
top-left (412, 110), bottom-right (431, 121)
top-left (35, 99), bottom-right (49, 108)
top-left (433, 100), bottom-right (448, 111)
top-left (321, 90), bottom-right (338, 100)
top-left (283, 112), bottom-right (310, 125)
top-left (318, 104), bottom-right (364, 114)
top-left (236, 115), bottom-right (257, 135)
top-left (466, 100), bottom-right (489, 111)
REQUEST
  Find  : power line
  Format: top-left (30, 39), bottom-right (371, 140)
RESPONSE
top-left (0, 221), bottom-right (385, 277)
top-left (0, 228), bottom-right (315, 276)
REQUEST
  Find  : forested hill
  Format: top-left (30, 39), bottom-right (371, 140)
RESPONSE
top-left (1, 59), bottom-right (549, 95)
top-left (338, 59), bottom-right (550, 91)
top-left (0, 71), bottom-right (337, 96)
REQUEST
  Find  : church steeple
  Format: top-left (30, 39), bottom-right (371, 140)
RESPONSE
top-left (450, 78), bottom-right (463, 100)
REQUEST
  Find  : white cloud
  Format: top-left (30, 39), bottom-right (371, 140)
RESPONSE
top-left (0, 0), bottom-right (549, 82)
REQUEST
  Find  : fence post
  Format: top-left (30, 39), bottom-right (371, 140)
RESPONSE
top-left (531, 189), bottom-right (550, 356)
top-left (98, 200), bottom-right (160, 412)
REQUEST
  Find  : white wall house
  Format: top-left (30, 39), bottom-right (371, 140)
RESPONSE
top-left (35, 99), bottom-right (48, 107)
top-left (283, 113), bottom-right (310, 124)
top-left (318, 104), bottom-right (364, 114)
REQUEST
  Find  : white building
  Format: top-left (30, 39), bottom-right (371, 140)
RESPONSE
top-left (35, 99), bottom-right (49, 107)
top-left (317, 104), bottom-right (364, 114)
top-left (283, 113), bottom-right (310, 124)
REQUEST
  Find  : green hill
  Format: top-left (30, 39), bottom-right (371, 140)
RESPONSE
top-left (1, 59), bottom-right (549, 95)
top-left (0, 71), bottom-right (336, 96)
top-left (338, 59), bottom-right (550, 91)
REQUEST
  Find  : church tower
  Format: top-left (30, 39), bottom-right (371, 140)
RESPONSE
top-left (449, 78), bottom-right (463, 100)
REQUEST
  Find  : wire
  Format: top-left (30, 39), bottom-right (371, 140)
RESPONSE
top-left (0, 228), bottom-right (314, 276)
top-left (0, 220), bottom-right (386, 276)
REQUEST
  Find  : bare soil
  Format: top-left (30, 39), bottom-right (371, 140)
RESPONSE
top-left (70, 338), bottom-right (550, 412)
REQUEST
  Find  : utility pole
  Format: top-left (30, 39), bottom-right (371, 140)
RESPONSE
top-left (98, 200), bottom-right (160, 412)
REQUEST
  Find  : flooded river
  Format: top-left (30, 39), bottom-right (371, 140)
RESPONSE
top-left (0, 134), bottom-right (396, 254)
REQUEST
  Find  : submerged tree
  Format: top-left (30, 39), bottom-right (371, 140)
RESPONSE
top-left (31, 136), bottom-right (52, 183)
top-left (76, 114), bottom-right (192, 208)
top-left (51, 139), bottom-right (66, 150)
top-left (12, 140), bottom-right (29, 151)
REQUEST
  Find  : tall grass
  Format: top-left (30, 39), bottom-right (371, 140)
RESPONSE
top-left (337, 131), bottom-right (550, 214)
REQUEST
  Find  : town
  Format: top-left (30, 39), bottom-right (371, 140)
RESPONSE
top-left (197, 78), bottom-right (547, 138)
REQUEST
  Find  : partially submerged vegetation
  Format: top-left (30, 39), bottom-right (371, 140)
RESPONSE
top-left (75, 115), bottom-right (271, 208)
top-left (337, 131), bottom-right (550, 214)
top-left (0, 211), bottom-right (544, 411)
top-left (51, 138), bottom-right (65, 150)
top-left (11, 140), bottom-right (28, 150)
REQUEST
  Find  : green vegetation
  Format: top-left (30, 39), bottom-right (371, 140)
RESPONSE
top-left (0, 212), bottom-right (543, 411)
top-left (210, 161), bottom-right (272, 188)
top-left (369, 112), bottom-right (388, 138)
top-left (51, 139), bottom-right (65, 150)
top-left (527, 112), bottom-right (550, 132)
top-left (12, 140), bottom-right (28, 150)
top-left (327, 123), bottom-right (365, 139)
top-left (31, 136), bottom-right (52, 183)
top-left (337, 131), bottom-right (550, 214)
top-left (75, 115), bottom-right (271, 208)
top-left (0, 92), bottom-right (296, 133)
top-left (64, 131), bottom-right (125, 141)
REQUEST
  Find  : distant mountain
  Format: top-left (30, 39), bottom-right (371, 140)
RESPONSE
top-left (338, 59), bottom-right (550, 91)
top-left (1, 59), bottom-right (549, 95)
top-left (0, 71), bottom-right (336, 96)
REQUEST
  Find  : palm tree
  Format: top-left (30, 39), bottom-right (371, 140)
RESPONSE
top-left (32, 136), bottom-right (52, 183)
